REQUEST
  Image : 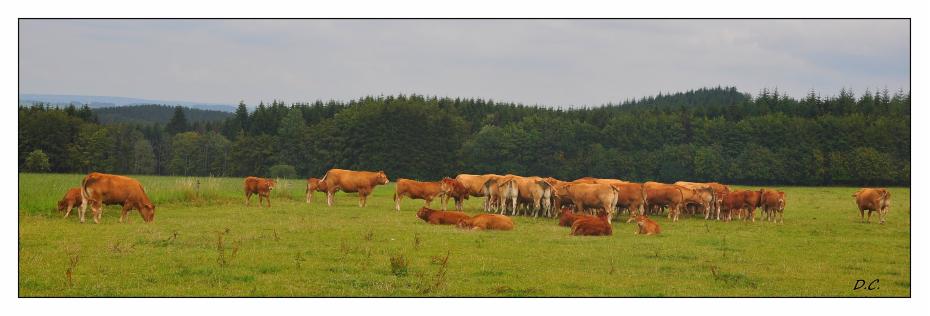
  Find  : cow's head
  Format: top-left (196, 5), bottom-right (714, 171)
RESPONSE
top-left (416, 207), bottom-right (433, 221)
top-left (140, 202), bottom-right (155, 223)
top-left (377, 171), bottom-right (389, 185)
top-left (57, 199), bottom-right (68, 212)
top-left (307, 178), bottom-right (320, 191)
top-left (265, 179), bottom-right (277, 191)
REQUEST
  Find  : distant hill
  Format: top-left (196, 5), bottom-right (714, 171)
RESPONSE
top-left (19, 93), bottom-right (237, 112)
top-left (92, 104), bottom-right (233, 125)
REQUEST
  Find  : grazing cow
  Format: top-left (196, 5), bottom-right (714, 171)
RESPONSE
top-left (416, 207), bottom-right (471, 225)
top-left (320, 169), bottom-right (389, 207)
top-left (79, 172), bottom-right (155, 224)
top-left (627, 214), bottom-right (661, 235)
top-left (853, 188), bottom-right (892, 224)
top-left (564, 183), bottom-right (620, 221)
top-left (439, 177), bottom-right (469, 211)
top-left (644, 182), bottom-right (685, 222)
top-left (305, 177), bottom-right (328, 204)
top-left (760, 189), bottom-right (786, 223)
top-left (58, 187), bottom-right (84, 218)
top-left (676, 185), bottom-right (715, 219)
top-left (394, 178), bottom-right (445, 211)
top-left (558, 206), bottom-right (598, 227)
top-left (244, 177), bottom-right (276, 207)
top-left (610, 182), bottom-right (646, 218)
top-left (570, 212), bottom-right (613, 236)
top-left (456, 214), bottom-right (514, 231)
top-left (547, 178), bottom-right (575, 211)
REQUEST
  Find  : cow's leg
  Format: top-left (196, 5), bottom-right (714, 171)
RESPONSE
top-left (880, 207), bottom-right (887, 224)
top-left (79, 201), bottom-right (87, 223)
top-left (119, 204), bottom-right (131, 223)
top-left (859, 208), bottom-right (865, 222)
top-left (327, 191), bottom-right (334, 207)
top-left (92, 202), bottom-right (102, 224)
top-left (425, 197), bottom-right (432, 208)
top-left (245, 192), bottom-right (252, 206)
top-left (394, 193), bottom-right (402, 211)
top-left (866, 210), bottom-right (873, 223)
top-left (266, 194), bottom-right (272, 208)
top-left (306, 190), bottom-right (312, 204)
top-left (63, 202), bottom-right (74, 219)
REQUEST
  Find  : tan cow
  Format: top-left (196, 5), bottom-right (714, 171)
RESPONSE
top-left (853, 188), bottom-right (892, 224)
top-left (305, 177), bottom-right (328, 204)
top-left (439, 177), bottom-right (469, 211)
top-left (563, 183), bottom-right (620, 222)
top-left (610, 182), bottom-right (646, 219)
top-left (644, 181), bottom-right (684, 222)
top-left (455, 174), bottom-right (503, 211)
top-left (496, 177), bottom-right (520, 215)
top-left (676, 185), bottom-right (715, 219)
top-left (546, 177), bottom-right (574, 211)
top-left (760, 189), bottom-right (786, 223)
top-left (509, 176), bottom-right (552, 217)
top-left (627, 214), bottom-right (661, 235)
top-left (80, 172), bottom-right (155, 224)
top-left (394, 178), bottom-right (444, 211)
top-left (456, 214), bottom-right (514, 231)
top-left (320, 169), bottom-right (389, 207)
top-left (58, 187), bottom-right (84, 219)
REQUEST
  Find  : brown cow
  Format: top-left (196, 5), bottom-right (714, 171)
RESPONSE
top-left (510, 176), bottom-right (552, 217)
top-left (58, 187), bottom-right (84, 219)
top-left (853, 188), bottom-right (892, 224)
top-left (558, 206), bottom-right (598, 227)
top-left (456, 214), bottom-right (514, 231)
top-left (439, 177), bottom-right (469, 211)
top-left (321, 169), bottom-right (389, 207)
top-left (244, 177), bottom-right (276, 207)
top-left (644, 182), bottom-right (684, 222)
top-left (416, 207), bottom-right (471, 225)
top-left (676, 185), bottom-right (715, 219)
top-left (564, 183), bottom-right (619, 222)
top-left (717, 190), bottom-right (750, 222)
top-left (455, 174), bottom-right (503, 211)
top-left (610, 182), bottom-right (645, 219)
top-left (570, 212), bottom-right (613, 236)
top-left (79, 172), bottom-right (155, 224)
top-left (394, 178), bottom-right (444, 211)
top-left (760, 189), bottom-right (786, 223)
top-left (741, 189), bottom-right (764, 222)
top-left (305, 177), bottom-right (328, 204)
top-left (627, 214), bottom-right (660, 235)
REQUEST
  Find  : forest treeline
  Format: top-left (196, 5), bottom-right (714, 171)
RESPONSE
top-left (18, 86), bottom-right (910, 186)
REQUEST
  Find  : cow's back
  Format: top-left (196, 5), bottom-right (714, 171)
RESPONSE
top-left (83, 172), bottom-right (149, 205)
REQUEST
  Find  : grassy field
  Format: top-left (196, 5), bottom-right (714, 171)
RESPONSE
top-left (18, 173), bottom-right (910, 297)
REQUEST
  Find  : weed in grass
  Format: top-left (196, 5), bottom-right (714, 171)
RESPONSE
top-left (413, 233), bottom-right (422, 250)
top-left (64, 249), bottom-right (79, 288)
top-left (294, 252), bottom-right (305, 269)
top-left (390, 254), bottom-right (408, 277)
top-left (215, 229), bottom-right (239, 267)
top-left (420, 251), bottom-right (450, 294)
top-left (363, 230), bottom-right (374, 242)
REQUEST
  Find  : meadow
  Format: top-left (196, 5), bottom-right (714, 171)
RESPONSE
top-left (18, 173), bottom-right (910, 297)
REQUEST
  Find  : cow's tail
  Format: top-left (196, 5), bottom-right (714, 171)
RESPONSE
top-left (80, 174), bottom-right (99, 205)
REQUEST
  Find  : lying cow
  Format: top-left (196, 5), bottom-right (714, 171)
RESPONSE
top-left (570, 212), bottom-right (613, 236)
top-left (394, 178), bottom-right (444, 211)
top-left (79, 172), bottom-right (155, 224)
top-left (58, 187), bottom-right (84, 219)
top-left (416, 207), bottom-right (471, 225)
top-left (321, 168), bottom-right (389, 207)
top-left (305, 177), bottom-right (328, 204)
top-left (456, 214), bottom-right (514, 231)
top-left (760, 189), bottom-right (786, 223)
top-left (245, 177), bottom-right (276, 207)
top-left (627, 214), bottom-right (660, 235)
top-left (558, 206), bottom-right (598, 227)
top-left (439, 177), bottom-right (469, 211)
top-left (853, 188), bottom-right (892, 224)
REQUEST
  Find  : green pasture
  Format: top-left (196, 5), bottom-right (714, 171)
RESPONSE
top-left (18, 173), bottom-right (910, 297)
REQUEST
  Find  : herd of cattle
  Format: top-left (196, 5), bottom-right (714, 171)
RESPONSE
top-left (55, 170), bottom-right (895, 232)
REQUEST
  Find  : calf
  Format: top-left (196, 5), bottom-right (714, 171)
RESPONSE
top-left (305, 177), bottom-right (328, 204)
top-left (244, 176), bottom-right (276, 207)
top-left (416, 207), bottom-right (471, 225)
top-left (394, 178), bottom-right (444, 211)
top-left (57, 187), bottom-right (84, 219)
top-left (853, 188), bottom-right (892, 224)
top-left (558, 206), bottom-right (598, 227)
top-left (456, 214), bottom-right (514, 231)
top-left (627, 214), bottom-right (660, 235)
top-left (570, 212), bottom-right (613, 236)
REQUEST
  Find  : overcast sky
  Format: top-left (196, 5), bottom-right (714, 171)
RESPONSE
top-left (19, 19), bottom-right (909, 107)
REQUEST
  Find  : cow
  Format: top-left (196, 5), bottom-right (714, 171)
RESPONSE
top-left (676, 185), bottom-right (715, 219)
top-left (510, 176), bottom-right (553, 217)
top-left (394, 178), bottom-right (444, 211)
top-left (570, 211), bottom-right (613, 236)
top-left (455, 174), bottom-right (503, 211)
top-left (853, 188), bottom-right (892, 224)
top-left (305, 177), bottom-right (328, 204)
top-left (416, 207), bottom-right (471, 225)
top-left (563, 183), bottom-right (620, 222)
top-left (558, 206), bottom-right (598, 227)
top-left (741, 189), bottom-right (764, 222)
top-left (481, 175), bottom-right (513, 213)
top-left (760, 189), bottom-right (786, 223)
top-left (627, 214), bottom-right (661, 235)
top-left (244, 177), bottom-right (276, 207)
top-left (717, 190), bottom-right (750, 222)
top-left (610, 182), bottom-right (646, 219)
top-left (58, 187), bottom-right (84, 219)
top-left (320, 169), bottom-right (389, 207)
top-left (644, 182), bottom-right (684, 222)
top-left (439, 177), bottom-right (469, 211)
top-left (79, 172), bottom-right (155, 224)
top-left (547, 178), bottom-right (575, 211)
top-left (456, 214), bottom-right (514, 231)
top-left (496, 177), bottom-right (520, 215)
